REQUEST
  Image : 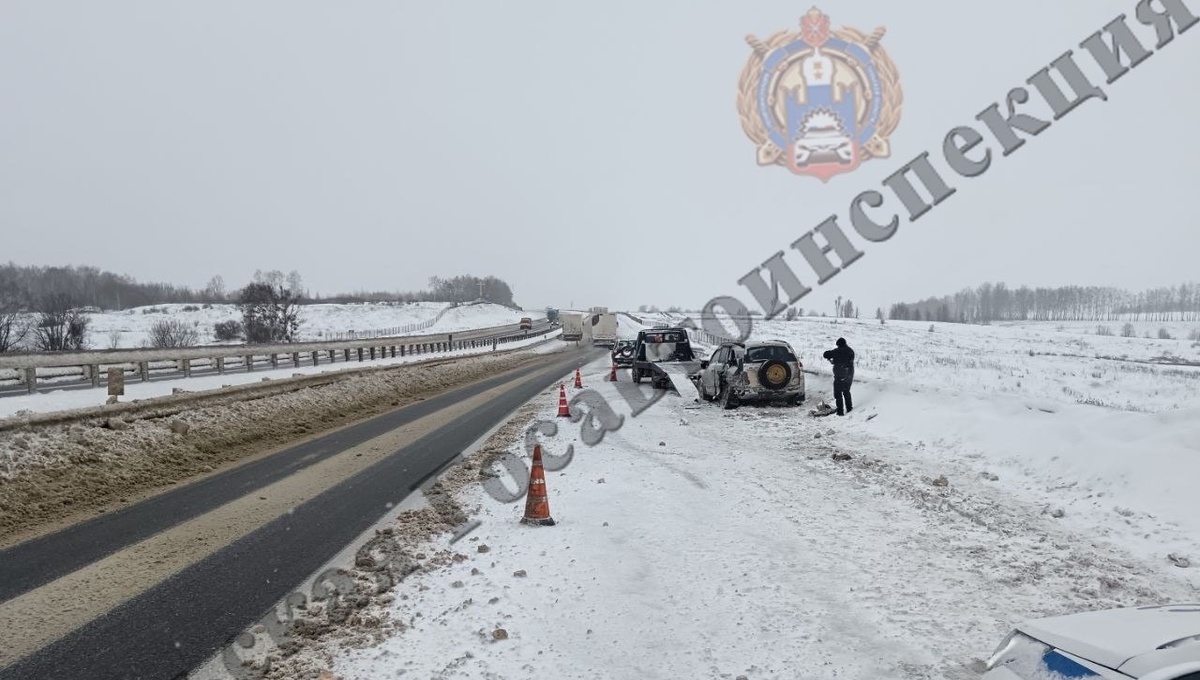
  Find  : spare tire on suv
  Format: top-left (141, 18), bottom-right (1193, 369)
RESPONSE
top-left (757, 359), bottom-right (792, 390)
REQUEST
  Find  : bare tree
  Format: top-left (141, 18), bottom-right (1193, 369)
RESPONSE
top-left (33, 293), bottom-right (90, 351)
top-left (203, 275), bottom-right (226, 302)
top-left (0, 310), bottom-right (28, 352)
top-left (253, 269), bottom-right (286, 288)
top-left (0, 282), bottom-right (30, 352)
top-left (839, 298), bottom-right (856, 319)
top-left (148, 318), bottom-right (199, 348)
top-left (287, 270), bottom-right (304, 299)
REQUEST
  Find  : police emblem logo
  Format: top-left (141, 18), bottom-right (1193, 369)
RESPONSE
top-left (737, 7), bottom-right (903, 182)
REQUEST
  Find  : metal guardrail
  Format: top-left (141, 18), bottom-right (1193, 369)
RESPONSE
top-left (0, 327), bottom-right (564, 430)
top-left (0, 322), bottom-right (556, 394)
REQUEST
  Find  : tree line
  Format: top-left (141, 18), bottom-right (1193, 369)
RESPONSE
top-left (0, 263), bottom-right (519, 311)
top-left (0, 263), bottom-right (213, 311)
top-left (887, 282), bottom-right (1200, 323)
top-left (0, 264), bottom-right (520, 353)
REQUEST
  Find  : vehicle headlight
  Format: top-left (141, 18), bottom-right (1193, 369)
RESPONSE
top-left (986, 631), bottom-right (1047, 671)
top-left (985, 630), bottom-right (1100, 677)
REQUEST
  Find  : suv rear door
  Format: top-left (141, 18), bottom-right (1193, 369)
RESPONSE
top-left (701, 347), bottom-right (728, 396)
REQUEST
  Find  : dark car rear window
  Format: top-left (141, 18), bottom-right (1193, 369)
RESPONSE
top-left (745, 346), bottom-right (796, 362)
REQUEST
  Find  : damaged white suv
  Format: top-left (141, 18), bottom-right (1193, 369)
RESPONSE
top-left (691, 340), bottom-right (805, 409)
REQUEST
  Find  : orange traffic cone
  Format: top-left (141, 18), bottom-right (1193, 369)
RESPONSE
top-left (556, 383), bottom-right (571, 418)
top-left (521, 444), bottom-right (555, 526)
top-left (608, 361), bottom-right (618, 381)
top-left (574, 367), bottom-right (583, 388)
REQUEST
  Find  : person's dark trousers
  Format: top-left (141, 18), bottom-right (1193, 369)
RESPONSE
top-left (833, 378), bottom-right (853, 415)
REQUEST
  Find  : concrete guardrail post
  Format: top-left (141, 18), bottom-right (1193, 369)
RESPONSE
top-left (357, 348), bottom-right (364, 362)
top-left (246, 355), bottom-right (254, 372)
top-left (215, 357), bottom-right (225, 374)
top-left (311, 351), bottom-right (319, 366)
top-left (270, 353), bottom-right (278, 369)
top-left (181, 358), bottom-right (192, 378)
top-left (88, 364), bottom-right (100, 387)
top-left (292, 352), bottom-right (300, 368)
top-left (24, 367), bottom-right (36, 393)
top-left (369, 347), bottom-right (376, 360)
top-left (138, 361), bottom-right (149, 381)
top-left (343, 349), bottom-right (351, 362)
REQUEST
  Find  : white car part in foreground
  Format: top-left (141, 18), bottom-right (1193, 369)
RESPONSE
top-left (984, 605), bottom-right (1200, 679)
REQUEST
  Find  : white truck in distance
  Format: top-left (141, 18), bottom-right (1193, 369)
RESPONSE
top-left (590, 312), bottom-right (617, 348)
top-left (560, 313), bottom-right (584, 341)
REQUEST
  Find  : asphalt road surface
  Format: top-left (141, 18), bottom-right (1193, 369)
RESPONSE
top-left (0, 344), bottom-right (602, 680)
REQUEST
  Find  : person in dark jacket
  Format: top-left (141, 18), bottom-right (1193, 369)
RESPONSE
top-left (822, 337), bottom-right (855, 416)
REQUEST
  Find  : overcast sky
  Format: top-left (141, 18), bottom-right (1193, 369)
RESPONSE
top-left (2, 1), bottom-right (1197, 314)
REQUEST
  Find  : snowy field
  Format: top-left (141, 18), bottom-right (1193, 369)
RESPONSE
top-left (259, 315), bottom-right (1200, 680)
top-left (54, 301), bottom-right (535, 349)
top-left (708, 315), bottom-right (1200, 567)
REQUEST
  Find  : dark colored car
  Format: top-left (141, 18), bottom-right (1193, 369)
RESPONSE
top-left (630, 328), bottom-right (699, 390)
top-left (611, 339), bottom-right (637, 366)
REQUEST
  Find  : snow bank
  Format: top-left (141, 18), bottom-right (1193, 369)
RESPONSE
top-left (748, 317), bottom-right (1200, 569)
